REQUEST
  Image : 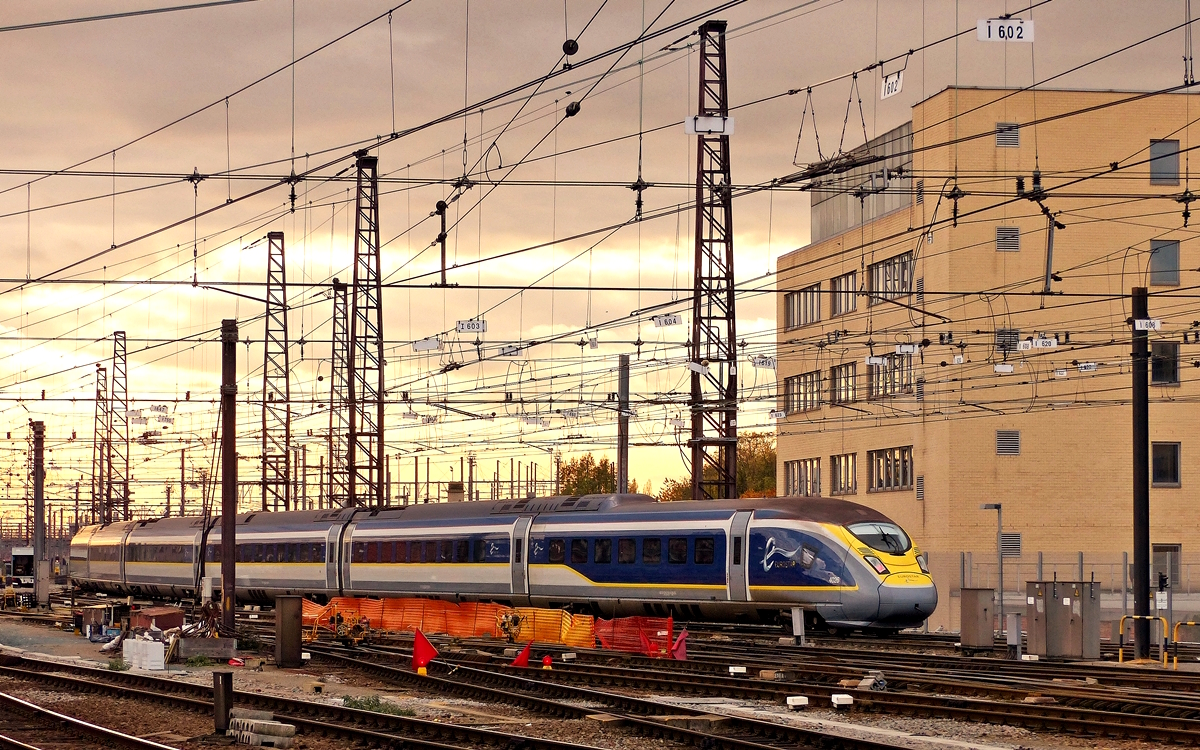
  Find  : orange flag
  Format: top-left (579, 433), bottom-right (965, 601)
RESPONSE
top-left (509, 641), bottom-right (533, 667)
top-left (413, 629), bottom-right (439, 673)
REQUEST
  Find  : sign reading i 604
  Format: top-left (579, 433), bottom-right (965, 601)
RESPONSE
top-left (977, 18), bottom-right (1033, 42)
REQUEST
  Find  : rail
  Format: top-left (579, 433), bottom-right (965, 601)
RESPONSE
top-left (0, 690), bottom-right (181, 750)
top-left (1117, 615), bottom-right (1169, 666)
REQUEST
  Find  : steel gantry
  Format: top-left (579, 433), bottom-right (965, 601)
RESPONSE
top-left (327, 277), bottom-right (350, 507)
top-left (261, 231), bottom-right (291, 511)
top-left (109, 331), bottom-right (131, 519)
top-left (348, 152), bottom-right (385, 508)
top-left (689, 20), bottom-right (738, 501)
top-left (91, 365), bottom-right (108, 524)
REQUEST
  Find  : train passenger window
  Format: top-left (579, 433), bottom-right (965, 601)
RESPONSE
top-left (352, 542), bottom-right (367, 564)
top-left (472, 539), bottom-right (485, 563)
top-left (254, 544), bottom-right (265, 563)
top-left (315, 543), bottom-right (326, 563)
top-left (570, 539), bottom-right (588, 564)
top-left (694, 537), bottom-right (715, 565)
top-left (209, 546), bottom-right (221, 564)
top-left (668, 538), bottom-right (688, 564)
top-left (455, 540), bottom-right (469, 563)
top-left (396, 541), bottom-right (407, 563)
top-left (298, 543), bottom-right (310, 563)
top-left (425, 541), bottom-right (438, 563)
top-left (370, 542), bottom-right (381, 563)
top-left (617, 538), bottom-right (636, 564)
top-left (643, 538), bottom-right (662, 565)
top-left (733, 537), bottom-right (742, 565)
top-left (265, 545), bottom-right (277, 563)
top-left (439, 541), bottom-right (453, 563)
top-left (548, 539), bottom-right (566, 564)
top-left (595, 538), bottom-right (612, 564)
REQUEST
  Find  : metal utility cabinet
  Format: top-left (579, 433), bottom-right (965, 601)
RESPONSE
top-left (1026, 581), bottom-right (1100, 659)
top-left (960, 588), bottom-right (996, 652)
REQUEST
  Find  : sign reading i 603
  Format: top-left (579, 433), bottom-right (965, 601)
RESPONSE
top-left (456, 319), bottom-right (487, 333)
top-left (977, 18), bottom-right (1033, 42)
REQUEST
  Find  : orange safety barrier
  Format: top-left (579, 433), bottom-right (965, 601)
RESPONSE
top-left (596, 616), bottom-right (674, 657)
top-left (510, 608), bottom-right (596, 649)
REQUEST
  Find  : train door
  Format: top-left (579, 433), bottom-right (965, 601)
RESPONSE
top-left (334, 520), bottom-right (355, 596)
top-left (727, 511), bottom-right (752, 602)
top-left (510, 516), bottom-right (533, 602)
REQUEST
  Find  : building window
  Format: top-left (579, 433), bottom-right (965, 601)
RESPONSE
top-left (1151, 139), bottom-right (1180, 185)
top-left (830, 453), bottom-right (857, 495)
top-left (785, 284), bottom-right (821, 328)
top-left (784, 370), bottom-right (822, 413)
top-left (996, 430), bottom-right (1021, 455)
top-left (1001, 533), bottom-right (1022, 558)
top-left (996, 122), bottom-right (1020, 148)
top-left (868, 252), bottom-right (912, 305)
top-left (785, 458), bottom-right (820, 497)
top-left (867, 446), bottom-right (914, 492)
top-left (996, 226), bottom-right (1020, 252)
top-left (830, 362), bottom-right (857, 404)
top-left (1152, 442), bottom-right (1181, 487)
top-left (831, 271), bottom-right (857, 316)
top-left (1150, 240), bottom-right (1180, 286)
top-left (1152, 342), bottom-right (1180, 384)
top-left (867, 353), bottom-right (913, 399)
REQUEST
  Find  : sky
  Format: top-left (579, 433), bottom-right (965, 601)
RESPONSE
top-left (0, 0), bottom-right (1192, 523)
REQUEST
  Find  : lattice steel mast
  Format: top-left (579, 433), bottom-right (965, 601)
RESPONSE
top-left (689, 20), bottom-right (738, 501)
top-left (348, 152), bottom-right (385, 508)
top-left (328, 277), bottom-right (350, 506)
top-left (261, 231), bottom-right (291, 511)
top-left (109, 331), bottom-right (130, 519)
top-left (91, 365), bottom-right (108, 523)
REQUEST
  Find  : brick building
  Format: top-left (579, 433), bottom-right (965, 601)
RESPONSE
top-left (775, 87), bottom-right (1200, 630)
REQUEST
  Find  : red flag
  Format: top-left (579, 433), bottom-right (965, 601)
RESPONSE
top-left (638, 629), bottom-right (652, 655)
top-left (671, 629), bottom-right (688, 661)
top-left (413, 629), bottom-right (439, 671)
top-left (509, 641), bottom-right (532, 667)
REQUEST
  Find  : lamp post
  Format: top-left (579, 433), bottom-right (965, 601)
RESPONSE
top-left (981, 503), bottom-right (1003, 633)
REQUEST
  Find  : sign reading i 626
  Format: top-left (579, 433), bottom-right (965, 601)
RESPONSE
top-left (977, 18), bottom-right (1033, 42)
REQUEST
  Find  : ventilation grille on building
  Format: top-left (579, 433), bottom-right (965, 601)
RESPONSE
top-left (996, 328), bottom-right (1020, 353)
top-left (915, 277), bottom-right (925, 304)
top-left (915, 475), bottom-right (925, 501)
top-left (915, 376), bottom-right (925, 402)
top-left (915, 179), bottom-right (924, 204)
top-left (996, 226), bottom-right (1020, 252)
top-left (1001, 532), bottom-right (1022, 558)
top-left (996, 123), bottom-right (1020, 148)
top-left (996, 429), bottom-right (1021, 455)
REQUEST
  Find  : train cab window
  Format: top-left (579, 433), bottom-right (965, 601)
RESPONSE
top-left (695, 537), bottom-right (715, 565)
top-left (455, 540), bottom-right (469, 563)
top-left (846, 522), bottom-right (911, 554)
top-left (472, 539), bottom-right (485, 563)
top-left (618, 538), bottom-right (636, 564)
top-left (570, 539), bottom-right (588, 564)
top-left (439, 541), bottom-right (453, 563)
top-left (424, 541), bottom-right (438, 563)
top-left (643, 538), bottom-right (662, 565)
top-left (514, 539), bottom-right (523, 564)
top-left (668, 538), bottom-right (688, 564)
top-left (595, 538), bottom-right (612, 564)
top-left (396, 541), bottom-right (408, 563)
top-left (548, 538), bottom-right (566, 564)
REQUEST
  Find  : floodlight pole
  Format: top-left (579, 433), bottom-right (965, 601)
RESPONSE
top-left (981, 503), bottom-right (1003, 632)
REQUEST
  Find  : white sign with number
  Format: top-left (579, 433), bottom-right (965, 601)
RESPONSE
top-left (456, 319), bottom-right (487, 334)
top-left (1018, 338), bottom-right (1058, 351)
top-left (1157, 591), bottom-right (1169, 610)
top-left (1134, 319), bottom-right (1162, 331)
top-left (880, 70), bottom-right (903, 100)
top-left (652, 313), bottom-right (683, 327)
top-left (977, 18), bottom-right (1033, 42)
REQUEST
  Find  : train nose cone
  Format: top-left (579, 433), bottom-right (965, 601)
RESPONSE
top-left (877, 579), bottom-right (938, 627)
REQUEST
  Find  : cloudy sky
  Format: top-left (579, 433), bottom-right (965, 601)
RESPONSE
top-left (0, 0), bottom-right (1190, 522)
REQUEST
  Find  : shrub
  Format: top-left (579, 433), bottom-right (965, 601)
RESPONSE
top-left (342, 694), bottom-right (415, 717)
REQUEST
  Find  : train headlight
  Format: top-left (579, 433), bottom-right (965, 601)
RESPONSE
top-left (864, 556), bottom-right (889, 575)
top-left (917, 554), bottom-right (929, 574)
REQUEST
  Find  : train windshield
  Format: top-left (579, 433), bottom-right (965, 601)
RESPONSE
top-left (846, 522), bottom-right (911, 554)
top-left (11, 555), bottom-right (33, 577)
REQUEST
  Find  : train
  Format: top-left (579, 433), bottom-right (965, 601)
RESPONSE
top-left (69, 493), bottom-right (937, 632)
top-left (6, 546), bottom-right (34, 588)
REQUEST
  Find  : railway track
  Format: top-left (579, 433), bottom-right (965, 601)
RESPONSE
top-left (0, 690), bottom-right (181, 750)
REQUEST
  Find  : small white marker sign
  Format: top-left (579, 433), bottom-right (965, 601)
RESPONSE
top-left (896, 344), bottom-right (918, 354)
top-left (1077, 362), bottom-right (1098, 372)
top-left (1134, 319), bottom-right (1162, 331)
top-left (880, 70), bottom-right (903, 100)
top-left (769, 410), bottom-right (786, 419)
top-left (1018, 338), bottom-right (1058, 351)
top-left (1157, 591), bottom-right (1169, 609)
top-left (456, 319), bottom-right (487, 333)
top-left (977, 18), bottom-right (1033, 42)
top-left (652, 313), bottom-right (683, 327)
top-left (412, 337), bottom-right (442, 352)
top-left (994, 363), bottom-right (1014, 374)
top-left (751, 355), bottom-right (776, 370)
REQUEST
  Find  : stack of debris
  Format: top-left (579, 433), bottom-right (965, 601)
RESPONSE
top-left (227, 709), bottom-right (295, 748)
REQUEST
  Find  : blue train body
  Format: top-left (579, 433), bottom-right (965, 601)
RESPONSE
top-left (69, 494), bottom-right (937, 631)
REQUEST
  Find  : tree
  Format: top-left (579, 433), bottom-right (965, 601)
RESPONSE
top-left (557, 453), bottom-right (616, 495)
top-left (655, 432), bottom-right (777, 501)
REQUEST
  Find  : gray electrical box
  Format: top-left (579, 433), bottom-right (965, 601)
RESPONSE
top-left (275, 595), bottom-right (304, 668)
top-left (960, 588), bottom-right (995, 651)
top-left (1025, 581), bottom-right (1100, 659)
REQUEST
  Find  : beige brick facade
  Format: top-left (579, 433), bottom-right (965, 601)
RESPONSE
top-left (776, 88), bottom-right (1200, 630)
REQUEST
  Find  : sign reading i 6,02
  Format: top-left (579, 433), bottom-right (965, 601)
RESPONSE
top-left (977, 18), bottom-right (1033, 42)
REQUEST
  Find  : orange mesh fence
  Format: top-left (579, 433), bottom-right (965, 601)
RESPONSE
top-left (561, 613), bottom-right (596, 649)
top-left (302, 599), bottom-right (332, 627)
top-left (596, 616), bottom-right (673, 657)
